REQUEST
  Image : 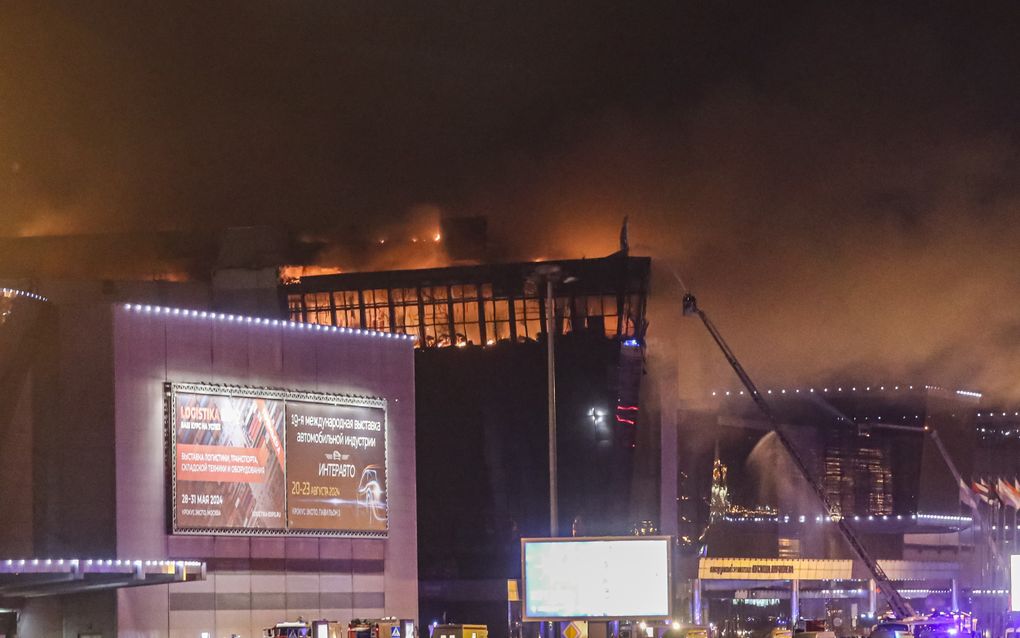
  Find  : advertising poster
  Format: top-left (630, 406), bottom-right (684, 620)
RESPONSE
top-left (173, 392), bottom-right (287, 530)
top-left (285, 401), bottom-right (388, 532)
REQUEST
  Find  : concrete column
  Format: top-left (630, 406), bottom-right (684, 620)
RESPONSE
top-left (868, 579), bottom-right (877, 617)
top-left (791, 579), bottom-right (800, 627)
top-left (692, 579), bottom-right (703, 625)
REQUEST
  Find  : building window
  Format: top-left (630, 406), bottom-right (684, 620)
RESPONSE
top-left (556, 296), bottom-right (571, 334)
top-left (513, 296), bottom-right (542, 340)
top-left (484, 299), bottom-right (510, 344)
top-left (622, 293), bottom-right (641, 337)
top-left (332, 290), bottom-right (361, 328)
top-left (392, 287), bottom-right (420, 338)
top-left (421, 285), bottom-right (451, 347)
top-left (578, 294), bottom-right (619, 338)
top-left (287, 294), bottom-right (303, 322)
top-left (450, 284), bottom-right (481, 346)
top-left (481, 284), bottom-right (509, 345)
top-left (303, 292), bottom-right (332, 325)
top-left (363, 288), bottom-right (390, 332)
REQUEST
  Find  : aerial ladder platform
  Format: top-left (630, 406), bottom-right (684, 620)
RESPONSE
top-left (681, 292), bottom-right (915, 619)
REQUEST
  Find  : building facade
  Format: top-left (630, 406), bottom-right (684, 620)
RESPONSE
top-left (666, 384), bottom-right (1018, 634)
top-left (283, 252), bottom-right (653, 637)
top-left (0, 291), bottom-right (418, 637)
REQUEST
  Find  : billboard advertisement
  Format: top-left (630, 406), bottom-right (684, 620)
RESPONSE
top-left (286, 400), bottom-right (387, 533)
top-left (169, 384), bottom-right (387, 535)
top-left (521, 536), bottom-right (671, 621)
top-left (173, 392), bottom-right (287, 530)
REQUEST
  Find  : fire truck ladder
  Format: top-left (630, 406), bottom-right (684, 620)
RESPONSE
top-left (682, 292), bottom-right (915, 619)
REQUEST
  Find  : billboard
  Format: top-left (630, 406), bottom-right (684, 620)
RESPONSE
top-left (285, 400), bottom-right (387, 533)
top-left (169, 383), bottom-right (387, 535)
top-left (521, 537), bottom-right (671, 621)
top-left (173, 392), bottom-right (287, 529)
top-left (1012, 554), bottom-right (1020, 612)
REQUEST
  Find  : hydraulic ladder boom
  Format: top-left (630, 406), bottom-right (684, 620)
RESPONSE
top-left (682, 293), bottom-right (914, 618)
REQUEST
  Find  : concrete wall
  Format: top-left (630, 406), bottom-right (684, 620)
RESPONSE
top-left (19, 591), bottom-right (116, 638)
top-left (111, 305), bottom-right (418, 637)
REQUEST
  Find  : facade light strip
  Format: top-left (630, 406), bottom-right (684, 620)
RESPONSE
top-left (1, 287), bottom-right (47, 302)
top-left (709, 384), bottom-right (989, 398)
top-left (720, 512), bottom-right (971, 525)
top-left (122, 303), bottom-right (416, 342)
top-left (1, 557), bottom-right (203, 569)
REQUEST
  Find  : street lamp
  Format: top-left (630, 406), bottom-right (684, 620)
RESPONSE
top-left (531, 264), bottom-right (576, 537)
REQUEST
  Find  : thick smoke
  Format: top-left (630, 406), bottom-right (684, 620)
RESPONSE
top-left (473, 91), bottom-right (1020, 402)
top-left (2, 3), bottom-right (1019, 399)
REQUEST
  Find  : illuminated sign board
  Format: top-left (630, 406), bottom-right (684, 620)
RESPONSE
top-left (698, 558), bottom-right (853, 581)
top-left (521, 537), bottom-right (671, 621)
top-left (168, 383), bottom-right (387, 535)
top-left (1012, 554), bottom-right (1020, 612)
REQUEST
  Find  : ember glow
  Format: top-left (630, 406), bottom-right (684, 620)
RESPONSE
top-left (279, 265), bottom-right (343, 285)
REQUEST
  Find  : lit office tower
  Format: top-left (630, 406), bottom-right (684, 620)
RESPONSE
top-left (823, 432), bottom-right (894, 516)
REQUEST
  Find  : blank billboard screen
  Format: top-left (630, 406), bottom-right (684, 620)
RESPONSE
top-left (522, 537), bottom-right (671, 620)
top-left (1012, 555), bottom-right (1020, 612)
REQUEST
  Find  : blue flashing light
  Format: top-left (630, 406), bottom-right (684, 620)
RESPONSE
top-left (623, 339), bottom-right (640, 347)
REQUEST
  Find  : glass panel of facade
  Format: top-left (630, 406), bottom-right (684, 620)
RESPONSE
top-left (513, 297), bottom-right (542, 340)
top-left (392, 287), bottom-right (420, 338)
top-left (332, 290), bottom-right (361, 328)
top-left (303, 292), bottom-right (332, 325)
top-left (556, 296), bottom-right (571, 334)
top-left (602, 294), bottom-right (619, 337)
top-left (484, 298), bottom-right (510, 344)
top-left (287, 294), bottom-right (303, 321)
top-left (422, 286), bottom-right (451, 347)
top-left (451, 285), bottom-right (481, 346)
top-left (363, 288), bottom-right (390, 332)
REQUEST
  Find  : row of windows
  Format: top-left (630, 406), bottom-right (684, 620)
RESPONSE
top-left (286, 285), bottom-right (643, 347)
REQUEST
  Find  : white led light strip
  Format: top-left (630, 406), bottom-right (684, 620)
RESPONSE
top-left (122, 303), bottom-right (416, 341)
top-left (1, 287), bottom-right (47, 302)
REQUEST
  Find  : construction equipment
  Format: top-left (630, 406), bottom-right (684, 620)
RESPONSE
top-left (681, 292), bottom-right (915, 618)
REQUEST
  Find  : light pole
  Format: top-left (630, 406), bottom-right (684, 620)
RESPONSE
top-left (533, 264), bottom-right (565, 537)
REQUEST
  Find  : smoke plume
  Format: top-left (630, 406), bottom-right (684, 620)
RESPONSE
top-left (2, 3), bottom-right (1019, 399)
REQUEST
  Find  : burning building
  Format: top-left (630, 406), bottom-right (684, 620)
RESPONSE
top-left (282, 250), bottom-right (653, 635)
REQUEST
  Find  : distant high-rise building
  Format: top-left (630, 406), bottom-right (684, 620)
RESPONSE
top-left (710, 449), bottom-right (731, 522)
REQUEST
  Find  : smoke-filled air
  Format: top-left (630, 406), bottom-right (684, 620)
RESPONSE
top-left (2, 3), bottom-right (1020, 399)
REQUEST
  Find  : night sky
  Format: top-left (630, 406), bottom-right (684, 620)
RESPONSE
top-left (3, 2), bottom-right (1020, 399)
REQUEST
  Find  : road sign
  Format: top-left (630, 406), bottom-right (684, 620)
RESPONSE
top-left (563, 621), bottom-right (588, 638)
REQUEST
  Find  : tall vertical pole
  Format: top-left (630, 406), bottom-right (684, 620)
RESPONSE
top-left (546, 276), bottom-right (559, 537)
top-left (790, 579), bottom-right (800, 629)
